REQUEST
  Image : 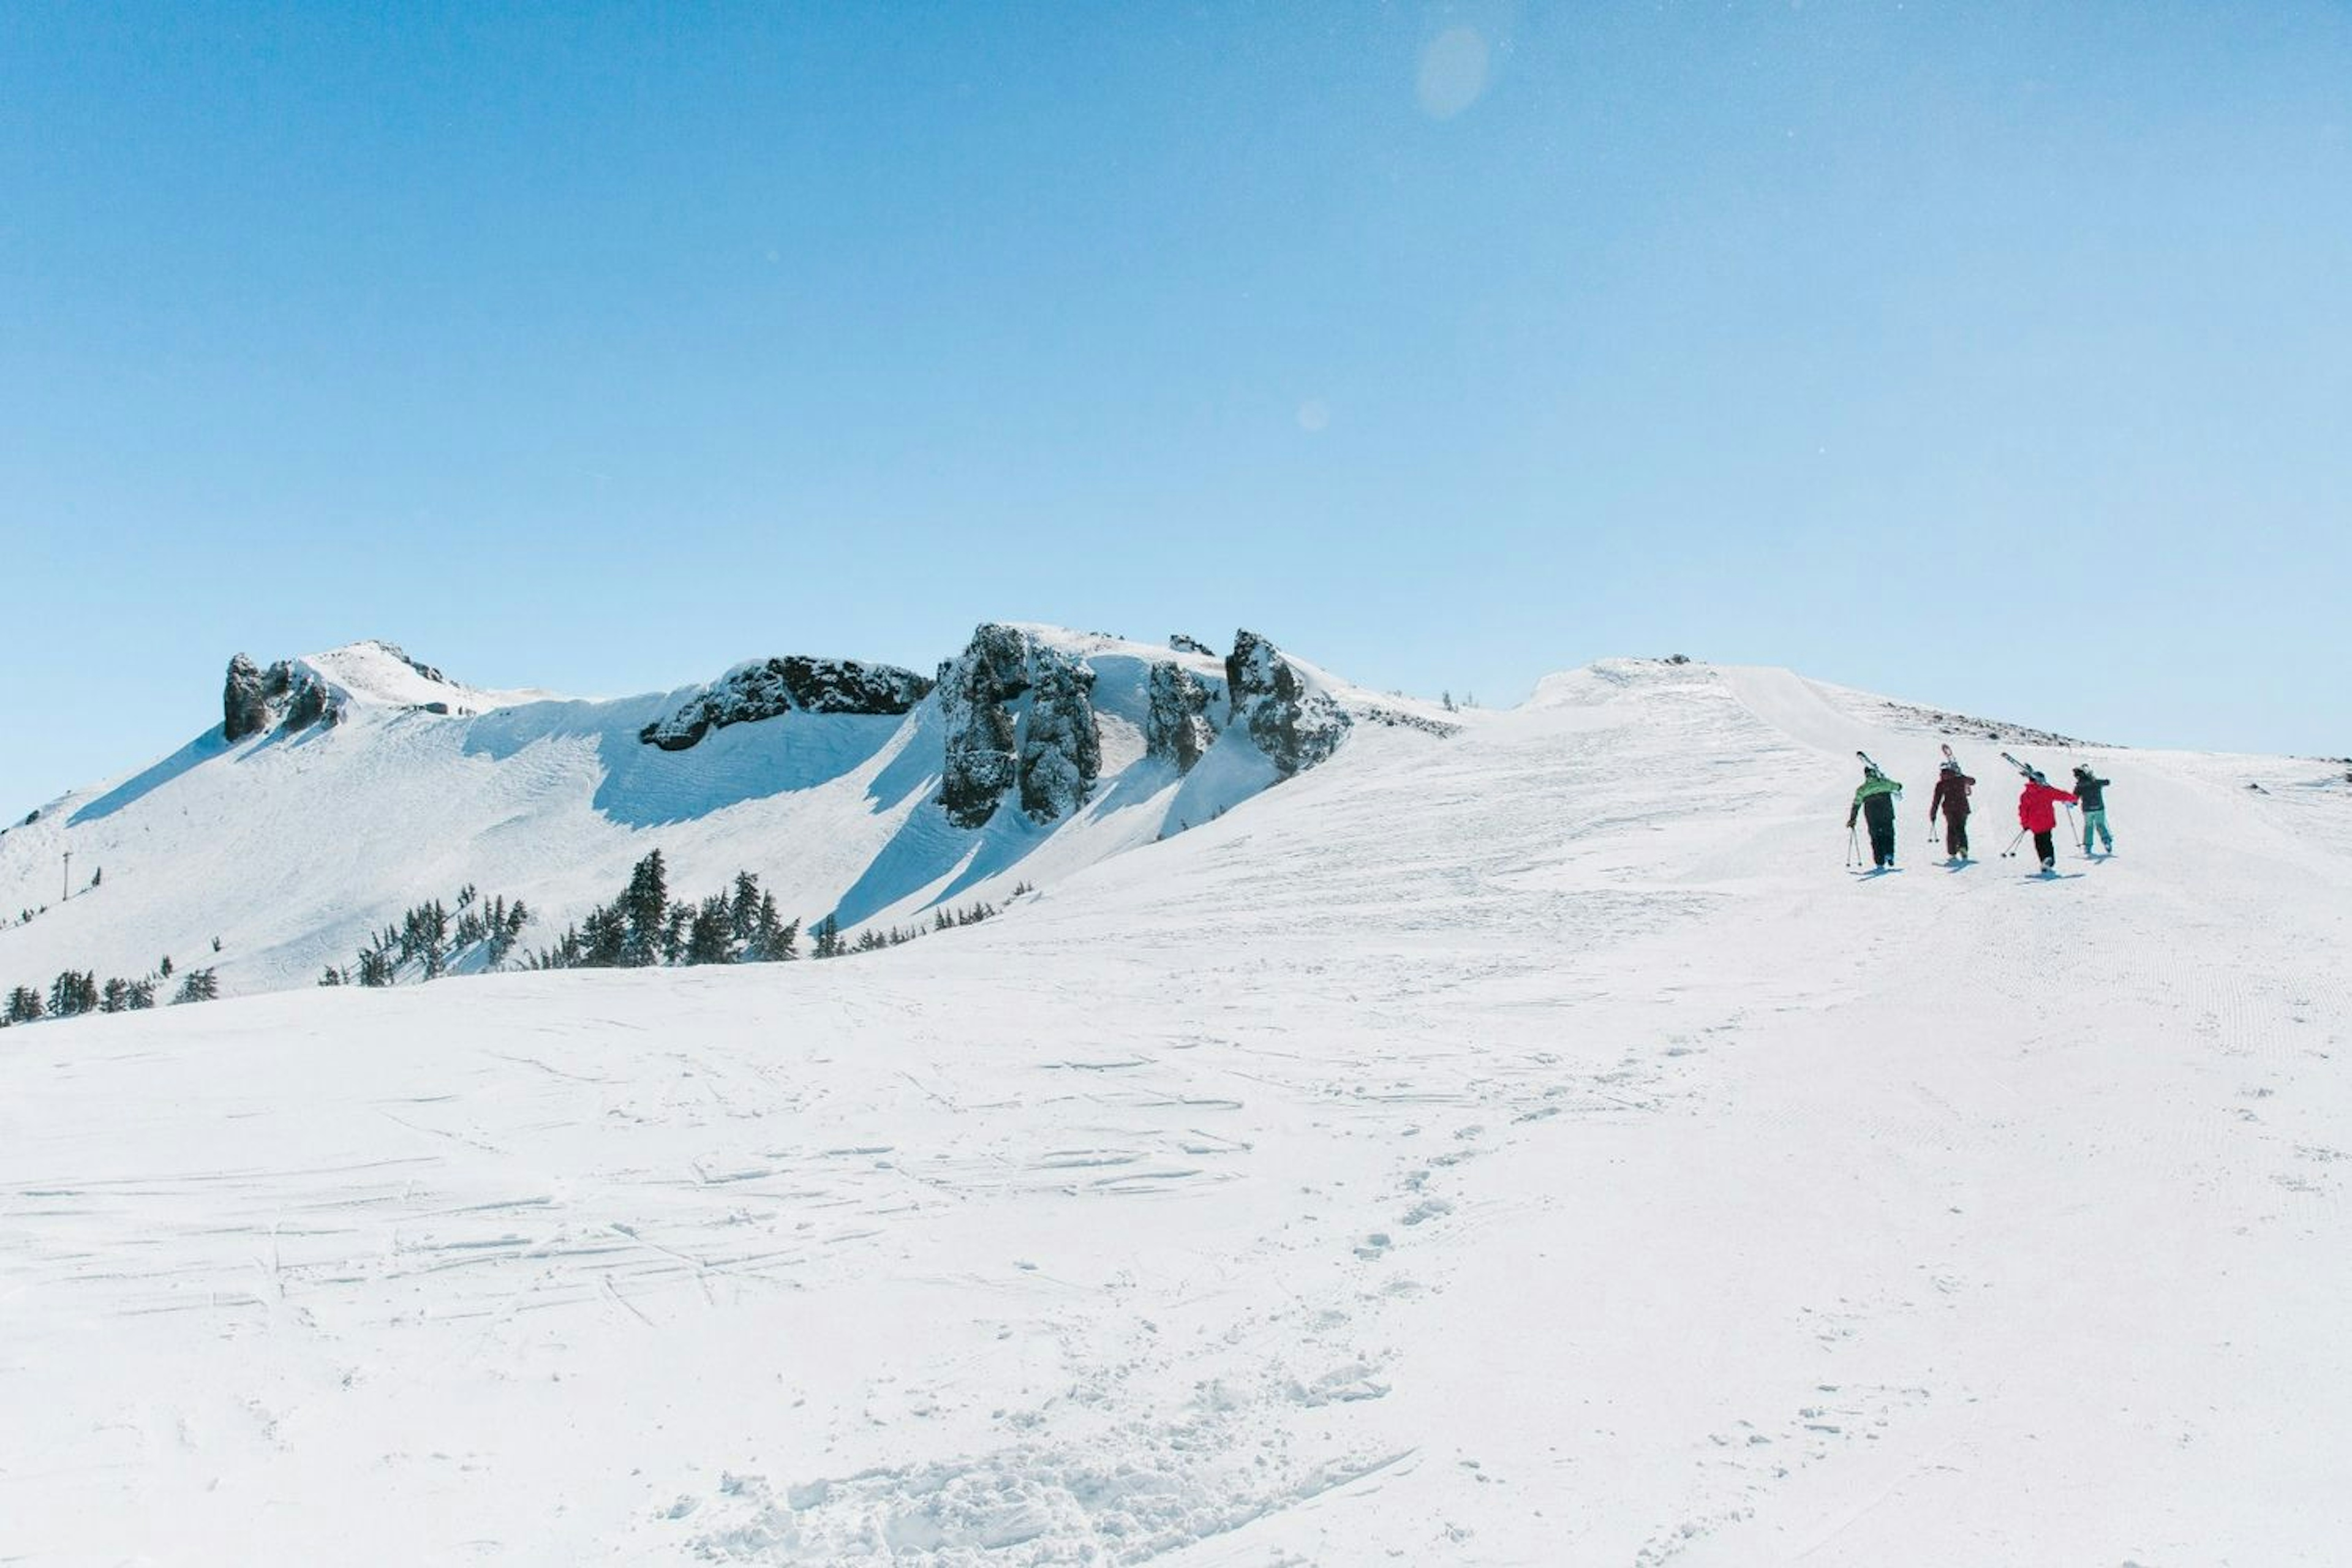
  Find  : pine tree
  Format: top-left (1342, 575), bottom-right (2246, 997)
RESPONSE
top-left (620, 850), bottom-right (668, 967)
top-left (159, 955), bottom-right (173, 978)
top-left (745, 891), bottom-right (782, 962)
top-left (100, 977), bottom-right (132, 1012)
top-left (582, 904), bottom-right (626, 968)
top-left (48, 970), bottom-right (97, 1018)
top-left (124, 979), bottom-right (156, 1010)
top-left (173, 968), bottom-right (219, 1005)
top-left (812, 913), bottom-right (842, 959)
top-left (4, 986), bottom-right (41, 1024)
top-left (685, 895), bottom-right (733, 965)
top-left (730, 872), bottom-right (761, 944)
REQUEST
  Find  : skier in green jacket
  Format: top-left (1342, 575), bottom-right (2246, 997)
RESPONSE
top-left (1847, 762), bottom-right (1904, 870)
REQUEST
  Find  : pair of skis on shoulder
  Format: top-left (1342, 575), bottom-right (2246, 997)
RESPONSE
top-left (1858, 743), bottom-right (1976, 775)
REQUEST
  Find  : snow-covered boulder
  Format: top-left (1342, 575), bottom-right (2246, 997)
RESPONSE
top-left (1145, 662), bottom-right (1215, 774)
top-left (1223, 629), bottom-right (1351, 778)
top-left (937, 624), bottom-right (1104, 828)
top-left (639, 655), bottom-right (932, 752)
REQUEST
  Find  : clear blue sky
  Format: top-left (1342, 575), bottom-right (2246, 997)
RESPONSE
top-left (5, 1), bottom-right (2348, 810)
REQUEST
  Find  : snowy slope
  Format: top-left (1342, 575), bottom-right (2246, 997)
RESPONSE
top-left (4, 658), bottom-right (2350, 1566)
top-left (0, 626), bottom-right (1442, 1000)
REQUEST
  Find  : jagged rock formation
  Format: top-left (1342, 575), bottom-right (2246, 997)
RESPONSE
top-left (222, 655), bottom-right (268, 741)
top-left (1018, 657), bottom-right (1101, 821)
top-left (222, 655), bottom-right (335, 742)
top-left (1224, 630), bottom-right (1351, 778)
top-left (937, 625), bottom-right (1103, 828)
top-left (639, 656), bottom-right (933, 752)
top-left (1145, 663), bottom-right (1215, 774)
top-left (1169, 633), bottom-right (1216, 658)
top-left (937, 625), bottom-right (1030, 828)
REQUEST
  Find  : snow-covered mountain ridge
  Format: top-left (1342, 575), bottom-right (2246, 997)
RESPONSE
top-left (4, 654), bottom-right (2347, 1566)
top-left (0, 624), bottom-right (1448, 1003)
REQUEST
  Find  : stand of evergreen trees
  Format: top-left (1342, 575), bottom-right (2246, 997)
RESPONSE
top-left (530, 852), bottom-right (799, 970)
top-left (527, 852), bottom-right (1027, 970)
top-left (322, 883), bottom-right (532, 987)
top-left (4, 854), bottom-right (1042, 1028)
top-left (3, 958), bottom-right (211, 1027)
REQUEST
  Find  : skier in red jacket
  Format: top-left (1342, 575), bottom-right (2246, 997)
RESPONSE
top-left (2017, 772), bottom-right (2079, 874)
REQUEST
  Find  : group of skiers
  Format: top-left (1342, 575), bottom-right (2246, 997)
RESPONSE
top-left (1846, 748), bottom-right (2114, 875)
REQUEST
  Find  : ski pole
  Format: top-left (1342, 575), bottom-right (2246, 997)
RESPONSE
top-left (2000, 826), bottom-right (2027, 859)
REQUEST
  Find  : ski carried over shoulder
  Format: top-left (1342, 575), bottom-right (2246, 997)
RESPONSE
top-left (1940, 742), bottom-right (1963, 772)
top-left (1856, 749), bottom-right (1883, 772)
top-left (1998, 750), bottom-right (2044, 783)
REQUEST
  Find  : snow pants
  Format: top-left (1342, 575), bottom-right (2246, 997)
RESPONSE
top-left (2033, 829), bottom-right (2057, 869)
top-left (1941, 812), bottom-right (1969, 858)
top-left (1863, 800), bottom-right (1897, 868)
top-left (2081, 808), bottom-right (2112, 854)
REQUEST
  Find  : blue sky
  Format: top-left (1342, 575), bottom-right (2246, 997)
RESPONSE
top-left (4, 1), bottom-right (2347, 809)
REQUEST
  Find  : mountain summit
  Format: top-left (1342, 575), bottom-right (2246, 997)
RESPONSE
top-left (0, 624), bottom-right (1453, 1000)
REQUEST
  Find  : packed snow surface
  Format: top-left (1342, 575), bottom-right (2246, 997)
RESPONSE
top-left (4, 660), bottom-right (2348, 1565)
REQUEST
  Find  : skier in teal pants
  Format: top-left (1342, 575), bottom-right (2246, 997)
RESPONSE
top-left (2072, 765), bottom-right (2114, 855)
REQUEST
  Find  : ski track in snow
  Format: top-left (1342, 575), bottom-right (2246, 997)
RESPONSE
top-left (3, 661), bottom-right (2350, 1564)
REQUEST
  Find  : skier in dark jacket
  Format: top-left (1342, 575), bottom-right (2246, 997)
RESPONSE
top-left (1928, 760), bottom-right (1975, 861)
top-left (2072, 765), bottom-right (2114, 855)
top-left (2018, 772), bottom-right (2078, 874)
top-left (1847, 763), bottom-right (1902, 869)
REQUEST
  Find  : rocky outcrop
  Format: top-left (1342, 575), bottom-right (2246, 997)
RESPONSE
top-left (1224, 629), bottom-right (1351, 778)
top-left (1018, 657), bottom-right (1101, 821)
top-left (222, 655), bottom-right (336, 742)
top-left (639, 656), bottom-right (933, 751)
top-left (1145, 662), bottom-right (1216, 774)
top-left (223, 655), bottom-right (270, 742)
top-left (937, 625), bottom-right (1103, 829)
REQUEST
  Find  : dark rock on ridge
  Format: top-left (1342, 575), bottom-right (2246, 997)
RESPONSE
top-left (1145, 663), bottom-right (1215, 774)
top-left (639, 656), bottom-right (933, 752)
top-left (1224, 629), bottom-right (1351, 778)
top-left (1018, 656), bottom-right (1101, 821)
top-left (938, 625), bottom-right (1102, 828)
top-left (222, 655), bottom-right (335, 742)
